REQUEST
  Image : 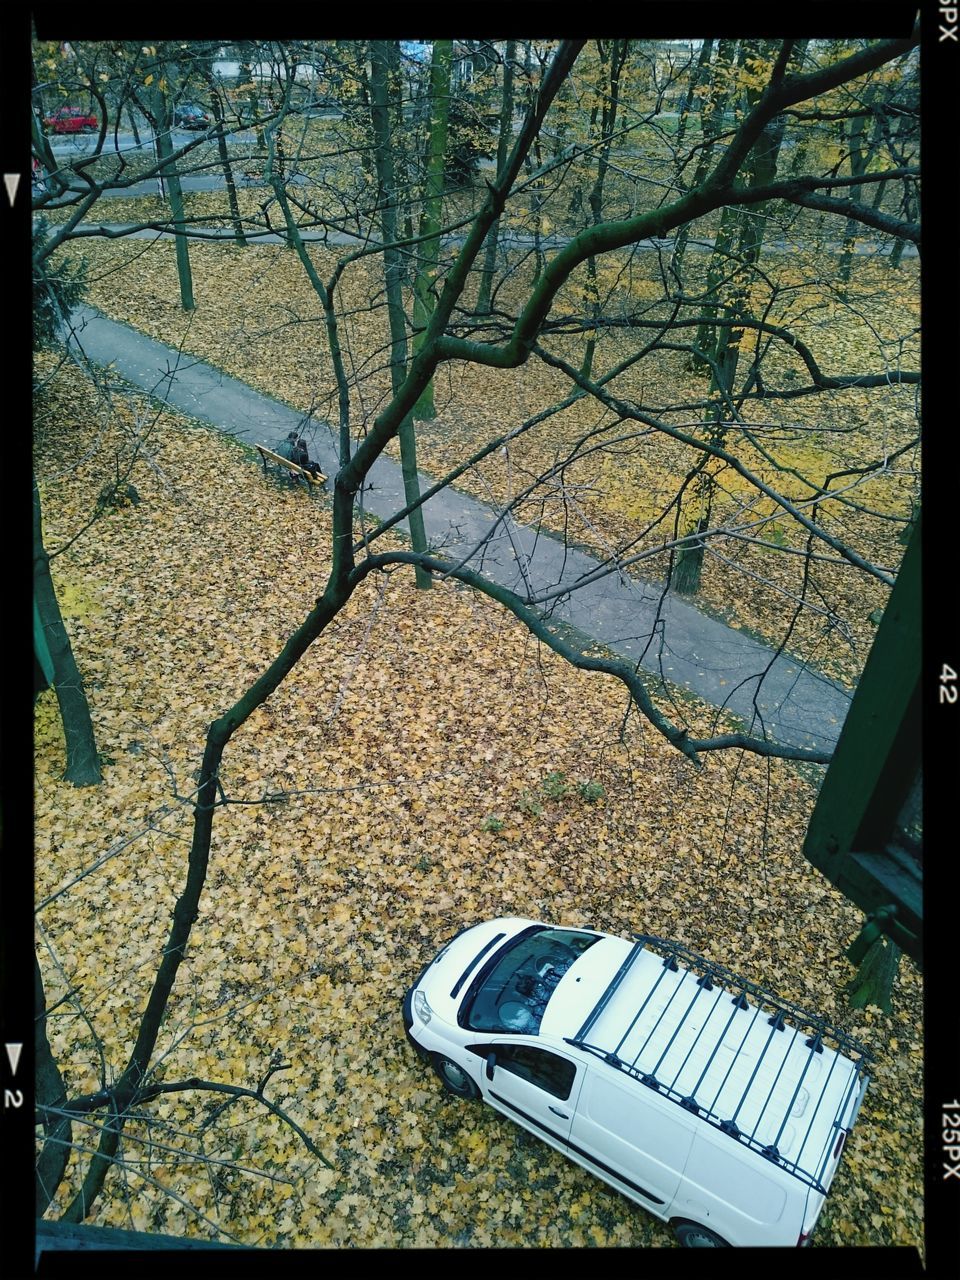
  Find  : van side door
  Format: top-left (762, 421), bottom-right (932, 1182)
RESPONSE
top-left (466, 1041), bottom-right (583, 1151)
top-left (568, 1068), bottom-right (697, 1215)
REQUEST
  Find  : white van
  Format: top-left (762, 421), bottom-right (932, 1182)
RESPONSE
top-left (402, 917), bottom-right (871, 1247)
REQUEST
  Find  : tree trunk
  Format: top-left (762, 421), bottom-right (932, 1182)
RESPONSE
top-left (520, 42), bottom-right (547, 286)
top-left (125, 102), bottom-right (141, 146)
top-left (837, 88), bottom-right (877, 296)
top-left (239, 46), bottom-right (265, 147)
top-left (33, 482), bottom-right (102, 786)
top-left (691, 202), bottom-right (741, 372)
top-left (35, 955), bottom-right (74, 1214)
top-left (412, 39), bottom-right (453, 421)
top-left (674, 39), bottom-right (714, 153)
top-left (581, 40), bottom-right (629, 381)
top-left (528, 151), bottom-right (546, 285)
top-left (270, 179), bottom-right (353, 465)
top-left (890, 224), bottom-right (909, 269)
top-left (476, 40), bottom-right (517, 315)
top-left (871, 107), bottom-right (913, 269)
top-left (693, 41), bottom-right (804, 372)
top-left (203, 71), bottom-right (247, 247)
top-left (681, 42), bottom-right (806, 593)
top-left (32, 58), bottom-right (49, 126)
top-left (672, 39), bottom-right (738, 272)
top-left (673, 513), bottom-right (710, 595)
top-left (153, 90), bottom-right (195, 311)
top-left (369, 41), bottom-right (432, 589)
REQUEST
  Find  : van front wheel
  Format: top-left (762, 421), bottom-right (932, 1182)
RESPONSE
top-left (432, 1054), bottom-right (480, 1100)
top-left (674, 1222), bottom-right (729, 1248)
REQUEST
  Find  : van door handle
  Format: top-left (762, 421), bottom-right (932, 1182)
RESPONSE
top-left (548, 1106), bottom-right (569, 1118)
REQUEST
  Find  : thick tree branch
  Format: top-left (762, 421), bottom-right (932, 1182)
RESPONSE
top-left (428, 36), bottom-right (919, 374)
top-left (339, 39), bottom-right (587, 496)
top-left (350, 553), bottom-right (834, 767)
top-left (540, 313), bottom-right (920, 392)
top-left (728, 176), bottom-right (921, 245)
top-left (704, 29), bottom-right (919, 192)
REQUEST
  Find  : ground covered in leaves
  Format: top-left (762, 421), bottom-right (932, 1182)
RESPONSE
top-left (63, 223), bottom-right (920, 693)
top-left (34, 353), bottom-right (922, 1250)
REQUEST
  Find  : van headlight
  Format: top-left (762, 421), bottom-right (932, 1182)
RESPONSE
top-left (413, 990), bottom-right (433, 1024)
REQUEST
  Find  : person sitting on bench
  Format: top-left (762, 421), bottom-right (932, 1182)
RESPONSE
top-left (290, 434), bottom-right (324, 480)
top-left (275, 432), bottom-right (323, 484)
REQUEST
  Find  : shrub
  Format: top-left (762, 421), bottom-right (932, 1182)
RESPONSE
top-left (33, 228), bottom-right (88, 347)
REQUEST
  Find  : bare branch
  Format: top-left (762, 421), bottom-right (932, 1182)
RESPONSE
top-left (350, 552), bottom-right (833, 768)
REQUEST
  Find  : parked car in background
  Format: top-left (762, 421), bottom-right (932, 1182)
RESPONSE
top-left (44, 107), bottom-right (98, 134)
top-left (403, 916), bottom-right (873, 1248)
top-left (173, 103), bottom-right (211, 130)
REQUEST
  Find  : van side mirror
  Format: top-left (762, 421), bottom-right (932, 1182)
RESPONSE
top-left (486, 1052), bottom-right (496, 1080)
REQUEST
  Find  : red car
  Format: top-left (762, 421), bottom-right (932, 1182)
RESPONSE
top-left (45, 107), bottom-right (98, 134)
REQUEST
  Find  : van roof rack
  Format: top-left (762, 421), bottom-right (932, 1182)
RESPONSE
top-left (565, 935), bottom-right (873, 1195)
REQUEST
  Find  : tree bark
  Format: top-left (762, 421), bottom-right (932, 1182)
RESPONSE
top-left (412, 39), bottom-right (453, 421)
top-left (694, 40), bottom-right (805, 375)
top-left (837, 86), bottom-right (878, 294)
top-left (33, 482), bottom-right (102, 787)
top-left (581, 39), bottom-right (629, 380)
top-left (519, 43), bottom-right (547, 286)
top-left (691, 40), bottom-right (756, 371)
top-left (680, 42), bottom-right (805, 593)
top-left (674, 38), bottom-right (714, 152)
top-left (239, 45), bottom-right (265, 147)
top-left (672, 39), bottom-right (737, 272)
top-left (203, 69), bottom-right (247, 247)
top-left (270, 179), bottom-right (353, 465)
top-left (369, 41), bottom-right (432, 589)
top-left (153, 88), bottom-right (195, 311)
top-left (476, 40), bottom-right (517, 315)
top-left (35, 955), bottom-right (74, 1214)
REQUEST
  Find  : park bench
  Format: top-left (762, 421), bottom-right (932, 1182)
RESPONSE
top-left (256, 444), bottom-right (327, 490)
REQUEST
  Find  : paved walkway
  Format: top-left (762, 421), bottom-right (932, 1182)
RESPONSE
top-left (68, 304), bottom-right (852, 753)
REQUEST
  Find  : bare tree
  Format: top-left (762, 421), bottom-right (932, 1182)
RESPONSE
top-left (33, 30), bottom-right (921, 1229)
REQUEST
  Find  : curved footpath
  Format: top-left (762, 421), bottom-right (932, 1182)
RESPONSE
top-left (67, 304), bottom-right (852, 754)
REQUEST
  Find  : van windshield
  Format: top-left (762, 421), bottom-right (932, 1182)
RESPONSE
top-left (459, 927), bottom-right (600, 1034)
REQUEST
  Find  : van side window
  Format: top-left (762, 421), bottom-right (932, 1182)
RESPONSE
top-left (471, 1044), bottom-right (576, 1100)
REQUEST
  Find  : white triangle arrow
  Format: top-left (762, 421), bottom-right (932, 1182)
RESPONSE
top-left (5, 1043), bottom-right (23, 1075)
top-left (3, 173), bottom-right (21, 207)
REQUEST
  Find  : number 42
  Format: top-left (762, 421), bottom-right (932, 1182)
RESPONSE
top-left (941, 664), bottom-right (958, 704)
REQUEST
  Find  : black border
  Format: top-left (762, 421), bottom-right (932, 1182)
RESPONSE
top-left (5, 2), bottom-right (953, 1276)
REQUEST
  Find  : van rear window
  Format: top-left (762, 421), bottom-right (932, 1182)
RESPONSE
top-left (459, 927), bottom-right (600, 1033)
